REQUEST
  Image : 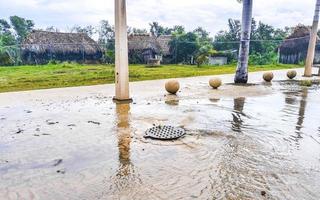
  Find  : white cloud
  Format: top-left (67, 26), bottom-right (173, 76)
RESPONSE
top-left (0, 0), bottom-right (316, 35)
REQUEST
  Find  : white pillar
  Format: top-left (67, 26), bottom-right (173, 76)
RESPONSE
top-left (305, 0), bottom-right (320, 77)
top-left (114, 0), bottom-right (131, 102)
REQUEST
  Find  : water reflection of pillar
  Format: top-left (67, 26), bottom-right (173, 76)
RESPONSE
top-left (295, 88), bottom-right (308, 135)
top-left (232, 97), bottom-right (246, 133)
top-left (115, 103), bottom-right (132, 176)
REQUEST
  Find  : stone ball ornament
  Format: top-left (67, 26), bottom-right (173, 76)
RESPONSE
top-left (263, 72), bottom-right (274, 82)
top-left (165, 80), bottom-right (180, 94)
top-left (209, 78), bottom-right (222, 89)
top-left (287, 70), bottom-right (297, 79)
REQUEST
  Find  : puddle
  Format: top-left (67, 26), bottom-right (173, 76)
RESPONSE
top-left (0, 81), bottom-right (320, 199)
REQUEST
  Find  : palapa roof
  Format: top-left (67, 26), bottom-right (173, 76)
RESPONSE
top-left (128, 34), bottom-right (172, 55)
top-left (22, 30), bottom-right (101, 54)
top-left (279, 25), bottom-right (319, 53)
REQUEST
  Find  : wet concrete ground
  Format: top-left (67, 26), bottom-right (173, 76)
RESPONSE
top-left (1, 68), bottom-right (320, 200)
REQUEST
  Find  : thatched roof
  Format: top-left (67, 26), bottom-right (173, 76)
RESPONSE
top-left (287, 25), bottom-right (311, 39)
top-left (128, 34), bottom-right (172, 55)
top-left (279, 25), bottom-right (320, 64)
top-left (22, 30), bottom-right (101, 54)
top-left (280, 25), bottom-right (317, 51)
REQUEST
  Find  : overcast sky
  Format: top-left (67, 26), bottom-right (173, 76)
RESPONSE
top-left (0, 0), bottom-right (316, 36)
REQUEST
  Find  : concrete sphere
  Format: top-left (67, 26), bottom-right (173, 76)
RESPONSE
top-left (263, 72), bottom-right (274, 82)
top-left (209, 78), bottom-right (222, 89)
top-left (165, 80), bottom-right (180, 94)
top-left (287, 70), bottom-right (297, 79)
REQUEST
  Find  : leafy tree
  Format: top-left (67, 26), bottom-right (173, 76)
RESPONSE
top-left (98, 20), bottom-right (114, 45)
top-left (0, 19), bottom-right (11, 34)
top-left (9, 16), bottom-right (34, 43)
top-left (195, 45), bottom-right (217, 66)
top-left (149, 22), bottom-right (173, 37)
top-left (70, 25), bottom-right (95, 37)
top-left (0, 19), bottom-right (17, 65)
top-left (131, 28), bottom-right (148, 34)
top-left (214, 19), bottom-right (242, 52)
top-left (172, 25), bottom-right (185, 35)
top-left (193, 27), bottom-right (212, 44)
top-left (0, 19), bottom-right (16, 46)
top-left (170, 32), bottom-right (200, 64)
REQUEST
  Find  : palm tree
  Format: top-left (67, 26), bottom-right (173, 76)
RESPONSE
top-left (234, 0), bottom-right (253, 84)
top-left (304, 0), bottom-right (320, 77)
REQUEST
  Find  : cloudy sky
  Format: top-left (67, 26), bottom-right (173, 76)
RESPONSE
top-left (0, 0), bottom-right (316, 36)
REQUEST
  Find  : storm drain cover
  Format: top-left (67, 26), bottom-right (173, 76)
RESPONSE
top-left (144, 125), bottom-right (186, 140)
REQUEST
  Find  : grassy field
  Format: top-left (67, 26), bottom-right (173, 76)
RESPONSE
top-left (0, 63), bottom-right (300, 93)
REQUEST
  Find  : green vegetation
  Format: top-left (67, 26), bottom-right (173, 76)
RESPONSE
top-left (0, 63), bottom-right (300, 93)
top-left (300, 80), bottom-right (312, 87)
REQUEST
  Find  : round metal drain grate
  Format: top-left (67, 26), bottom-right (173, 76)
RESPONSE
top-left (144, 125), bottom-right (186, 140)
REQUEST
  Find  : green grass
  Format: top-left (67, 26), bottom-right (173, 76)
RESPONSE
top-left (0, 63), bottom-right (300, 93)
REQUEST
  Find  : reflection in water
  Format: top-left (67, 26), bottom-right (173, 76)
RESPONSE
top-left (111, 103), bottom-right (140, 193)
top-left (116, 103), bottom-right (131, 170)
top-left (165, 95), bottom-right (179, 106)
top-left (283, 88), bottom-right (308, 147)
top-left (231, 97), bottom-right (246, 133)
top-left (296, 88), bottom-right (308, 134)
top-left (209, 98), bottom-right (220, 103)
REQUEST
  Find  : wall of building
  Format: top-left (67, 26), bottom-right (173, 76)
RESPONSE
top-left (208, 56), bottom-right (228, 65)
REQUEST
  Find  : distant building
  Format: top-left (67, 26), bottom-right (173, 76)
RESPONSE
top-left (128, 34), bottom-right (172, 64)
top-left (208, 56), bottom-right (228, 65)
top-left (279, 25), bottom-right (320, 64)
top-left (21, 30), bottom-right (103, 64)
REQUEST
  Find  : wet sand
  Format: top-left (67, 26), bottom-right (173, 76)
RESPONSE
top-left (1, 68), bottom-right (320, 200)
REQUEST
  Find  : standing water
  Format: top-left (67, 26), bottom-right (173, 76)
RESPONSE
top-left (0, 80), bottom-right (320, 199)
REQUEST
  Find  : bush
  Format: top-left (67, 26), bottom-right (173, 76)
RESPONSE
top-left (48, 60), bottom-right (60, 65)
top-left (104, 50), bottom-right (115, 64)
top-left (300, 80), bottom-right (313, 87)
top-left (0, 51), bottom-right (14, 66)
top-left (249, 51), bottom-right (278, 65)
top-left (195, 54), bottom-right (209, 66)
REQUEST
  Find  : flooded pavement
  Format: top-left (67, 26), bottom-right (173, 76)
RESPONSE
top-left (1, 69), bottom-right (320, 200)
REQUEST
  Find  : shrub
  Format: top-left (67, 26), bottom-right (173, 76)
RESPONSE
top-left (300, 80), bottom-right (313, 87)
top-left (0, 51), bottom-right (14, 66)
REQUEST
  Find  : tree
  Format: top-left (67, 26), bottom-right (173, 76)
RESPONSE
top-left (149, 22), bottom-right (172, 37)
top-left (172, 25), bottom-right (185, 35)
top-left (193, 27), bottom-right (213, 45)
top-left (0, 19), bottom-right (16, 46)
top-left (70, 25), bottom-right (95, 37)
top-left (214, 19), bottom-right (241, 53)
top-left (98, 20), bottom-right (114, 44)
top-left (304, 0), bottom-right (320, 77)
top-left (195, 45), bottom-right (217, 66)
top-left (9, 16), bottom-right (34, 43)
top-left (0, 19), bottom-right (11, 34)
top-left (170, 32), bottom-right (200, 64)
top-left (131, 28), bottom-right (148, 34)
top-left (234, 0), bottom-right (253, 83)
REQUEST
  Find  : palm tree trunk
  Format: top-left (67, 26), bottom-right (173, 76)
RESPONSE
top-left (235, 0), bottom-right (253, 84)
top-left (304, 0), bottom-right (320, 77)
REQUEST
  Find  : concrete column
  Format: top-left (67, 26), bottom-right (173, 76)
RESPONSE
top-left (114, 0), bottom-right (131, 102)
top-left (304, 0), bottom-right (320, 77)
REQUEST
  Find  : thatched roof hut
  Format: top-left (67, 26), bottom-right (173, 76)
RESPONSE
top-left (279, 25), bottom-right (320, 64)
top-left (128, 34), bottom-right (172, 64)
top-left (21, 30), bottom-right (103, 64)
